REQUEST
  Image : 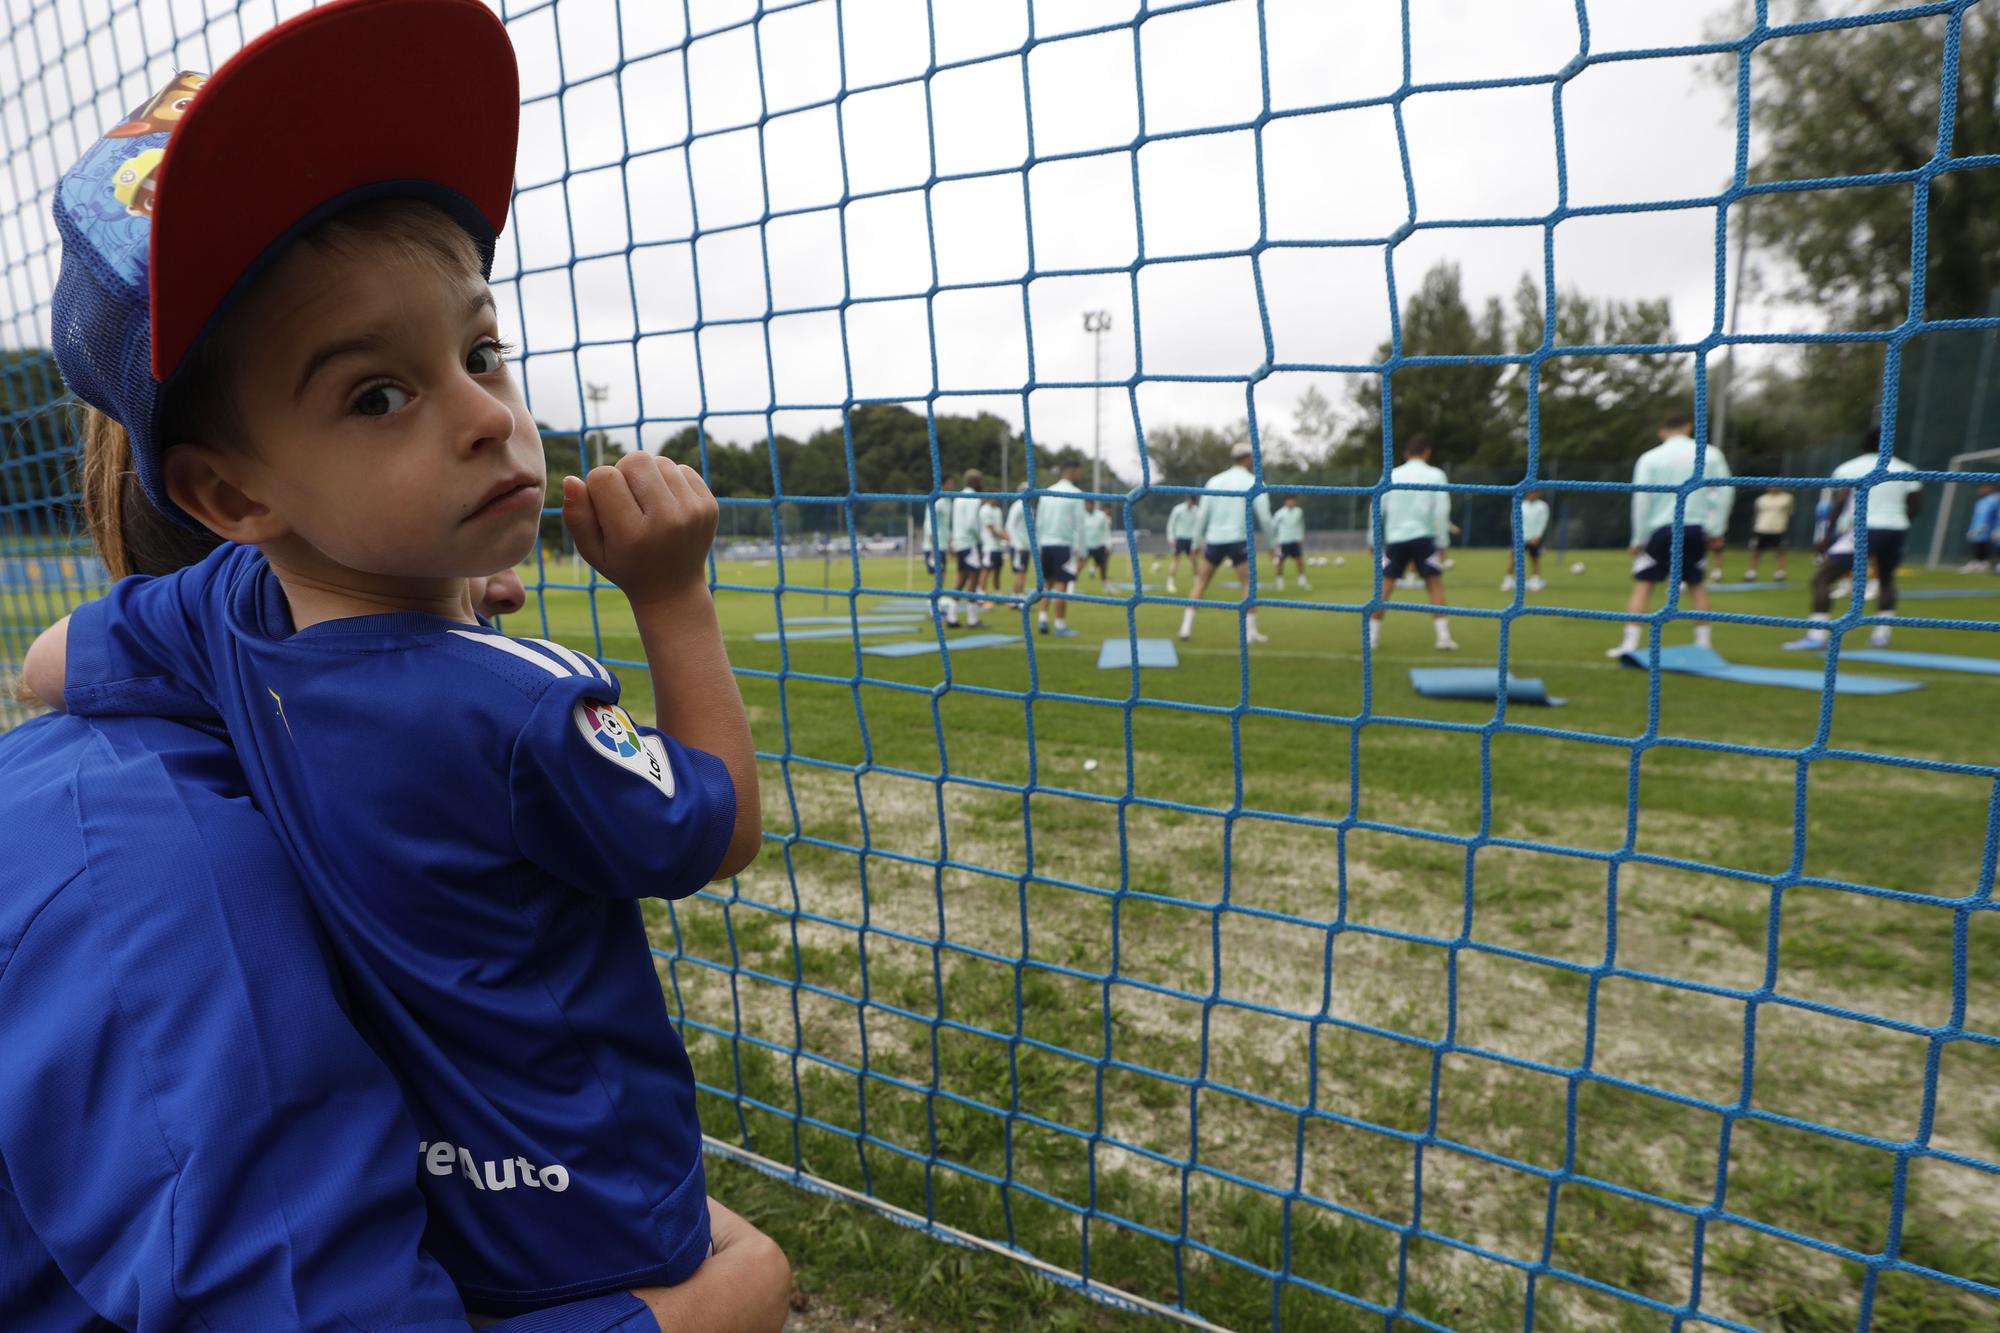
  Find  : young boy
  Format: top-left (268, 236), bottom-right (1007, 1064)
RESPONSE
top-left (25, 2), bottom-right (760, 1315)
top-left (1271, 494), bottom-right (1308, 590)
top-left (1500, 489), bottom-right (1548, 592)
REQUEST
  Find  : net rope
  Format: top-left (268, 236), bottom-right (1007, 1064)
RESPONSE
top-left (1, 1), bottom-right (1997, 1328)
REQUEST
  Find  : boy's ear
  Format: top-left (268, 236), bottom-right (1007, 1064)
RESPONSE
top-left (162, 444), bottom-right (288, 545)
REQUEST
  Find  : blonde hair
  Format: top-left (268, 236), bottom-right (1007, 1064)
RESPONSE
top-left (79, 196), bottom-right (486, 574)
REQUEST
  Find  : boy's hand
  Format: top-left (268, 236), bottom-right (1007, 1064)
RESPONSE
top-left (562, 453), bottom-right (717, 607)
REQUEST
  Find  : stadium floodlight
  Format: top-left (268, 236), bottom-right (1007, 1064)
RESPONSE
top-left (1082, 309), bottom-right (1112, 493)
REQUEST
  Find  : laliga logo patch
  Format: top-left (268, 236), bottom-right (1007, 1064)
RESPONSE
top-left (575, 700), bottom-right (674, 797)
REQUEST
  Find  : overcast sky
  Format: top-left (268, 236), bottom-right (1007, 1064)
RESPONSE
top-left (0, 0), bottom-right (1916, 484)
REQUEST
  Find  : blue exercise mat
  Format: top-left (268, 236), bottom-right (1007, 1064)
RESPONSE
top-left (1409, 667), bottom-right (1565, 706)
top-left (1896, 587), bottom-right (2000, 601)
top-left (1831, 648), bottom-right (2000, 675)
top-left (753, 624), bottom-right (912, 642)
top-left (862, 632), bottom-right (1023, 659)
top-left (775, 615), bottom-right (929, 627)
top-left (868, 601), bottom-right (942, 615)
top-left (1618, 644), bottom-right (1921, 695)
top-left (1097, 638), bottom-right (1180, 669)
top-left (1708, 581), bottom-right (1791, 593)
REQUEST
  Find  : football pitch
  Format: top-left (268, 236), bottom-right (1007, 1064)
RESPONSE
top-left (509, 549), bottom-right (1999, 1332)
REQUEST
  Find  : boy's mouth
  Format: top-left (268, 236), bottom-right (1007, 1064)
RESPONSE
top-left (467, 475), bottom-right (543, 521)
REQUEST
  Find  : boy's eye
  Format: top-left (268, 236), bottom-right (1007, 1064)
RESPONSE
top-left (353, 383), bottom-right (411, 417)
top-left (467, 341), bottom-right (508, 375)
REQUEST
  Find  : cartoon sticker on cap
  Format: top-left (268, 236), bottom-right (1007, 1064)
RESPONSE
top-left (105, 71), bottom-right (206, 139)
top-left (111, 148), bottom-right (164, 218)
top-left (574, 699), bottom-right (674, 797)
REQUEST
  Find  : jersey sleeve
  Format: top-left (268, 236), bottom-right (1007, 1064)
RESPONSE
top-left (63, 545), bottom-right (237, 722)
top-left (511, 674), bottom-right (738, 899)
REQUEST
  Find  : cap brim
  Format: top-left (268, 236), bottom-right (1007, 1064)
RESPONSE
top-left (148, 0), bottom-right (518, 381)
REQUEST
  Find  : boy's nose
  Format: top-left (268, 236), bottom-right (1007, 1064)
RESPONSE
top-left (452, 376), bottom-right (521, 454)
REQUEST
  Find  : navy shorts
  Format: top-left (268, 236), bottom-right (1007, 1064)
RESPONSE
top-left (1173, 537), bottom-right (1193, 556)
top-left (1381, 538), bottom-right (1441, 580)
top-left (1039, 545), bottom-right (1075, 586)
top-left (1204, 541), bottom-right (1249, 568)
top-left (1826, 527), bottom-right (1906, 575)
top-left (1087, 546), bottom-right (1110, 570)
top-left (954, 547), bottom-right (984, 575)
top-left (1521, 539), bottom-right (1543, 559)
top-left (1279, 541), bottom-right (1303, 560)
top-left (1750, 532), bottom-right (1784, 553)
top-left (1633, 524), bottom-right (1707, 585)
top-left (1010, 548), bottom-right (1030, 572)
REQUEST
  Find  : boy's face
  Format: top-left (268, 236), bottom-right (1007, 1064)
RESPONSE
top-left (218, 234), bottom-right (545, 585)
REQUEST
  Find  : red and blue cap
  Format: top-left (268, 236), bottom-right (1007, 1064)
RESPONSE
top-left (52, 0), bottom-right (520, 527)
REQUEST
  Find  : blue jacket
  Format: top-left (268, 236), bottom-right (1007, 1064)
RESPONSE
top-left (0, 712), bottom-right (654, 1332)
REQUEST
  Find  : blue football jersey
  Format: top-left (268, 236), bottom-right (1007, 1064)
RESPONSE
top-left (0, 712), bottom-right (655, 1333)
top-left (62, 543), bottom-right (737, 1313)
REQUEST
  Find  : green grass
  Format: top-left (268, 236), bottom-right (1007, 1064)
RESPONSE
top-left (518, 547), bottom-right (2000, 1331)
top-left (7, 542), bottom-right (1994, 1329)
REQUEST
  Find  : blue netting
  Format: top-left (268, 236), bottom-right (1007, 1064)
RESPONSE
top-left (3, 1), bottom-right (1999, 1329)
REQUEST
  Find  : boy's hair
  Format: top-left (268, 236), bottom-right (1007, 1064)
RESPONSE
top-left (1404, 434), bottom-right (1432, 458)
top-left (79, 197), bottom-right (487, 551)
top-left (1661, 412), bottom-right (1694, 433)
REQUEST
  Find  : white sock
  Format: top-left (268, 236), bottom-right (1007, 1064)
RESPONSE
top-left (1693, 624), bottom-right (1712, 648)
top-left (1368, 618), bottom-right (1381, 648)
top-left (1298, 577), bottom-right (1310, 590)
top-left (1038, 612), bottom-right (1049, 628)
top-left (1054, 617), bottom-right (1067, 631)
top-left (1179, 608), bottom-right (1196, 636)
top-left (1246, 611), bottom-right (1260, 635)
top-left (1616, 624), bottom-right (1641, 650)
top-left (1433, 616), bottom-right (1451, 642)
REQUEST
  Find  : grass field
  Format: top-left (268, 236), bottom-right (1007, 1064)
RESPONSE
top-left (500, 546), bottom-right (1998, 1332)
top-left (3, 543), bottom-right (1995, 1329)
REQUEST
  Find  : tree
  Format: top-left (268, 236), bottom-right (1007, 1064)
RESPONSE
top-left (1716, 5), bottom-right (2000, 444)
top-left (1503, 276), bottom-right (1691, 466)
top-left (1343, 262), bottom-right (1508, 466)
top-left (1139, 421), bottom-right (1244, 488)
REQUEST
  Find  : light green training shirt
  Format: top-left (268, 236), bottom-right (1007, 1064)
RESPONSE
top-left (1083, 509), bottom-right (1111, 550)
top-left (1274, 506), bottom-right (1306, 544)
top-left (1005, 498), bottom-right (1029, 548)
top-left (1830, 453), bottom-right (1920, 532)
top-left (1167, 502), bottom-right (1201, 541)
top-left (1518, 498), bottom-right (1549, 543)
top-left (1195, 465), bottom-right (1274, 545)
top-left (1037, 478), bottom-right (1085, 548)
top-left (950, 489), bottom-right (984, 551)
top-left (1631, 435), bottom-right (1733, 545)
top-left (978, 500), bottom-right (1005, 552)
top-left (1378, 458), bottom-right (1451, 545)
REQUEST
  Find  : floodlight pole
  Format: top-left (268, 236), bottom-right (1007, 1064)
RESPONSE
top-left (1083, 310), bottom-right (1112, 493)
top-left (584, 381), bottom-right (609, 470)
